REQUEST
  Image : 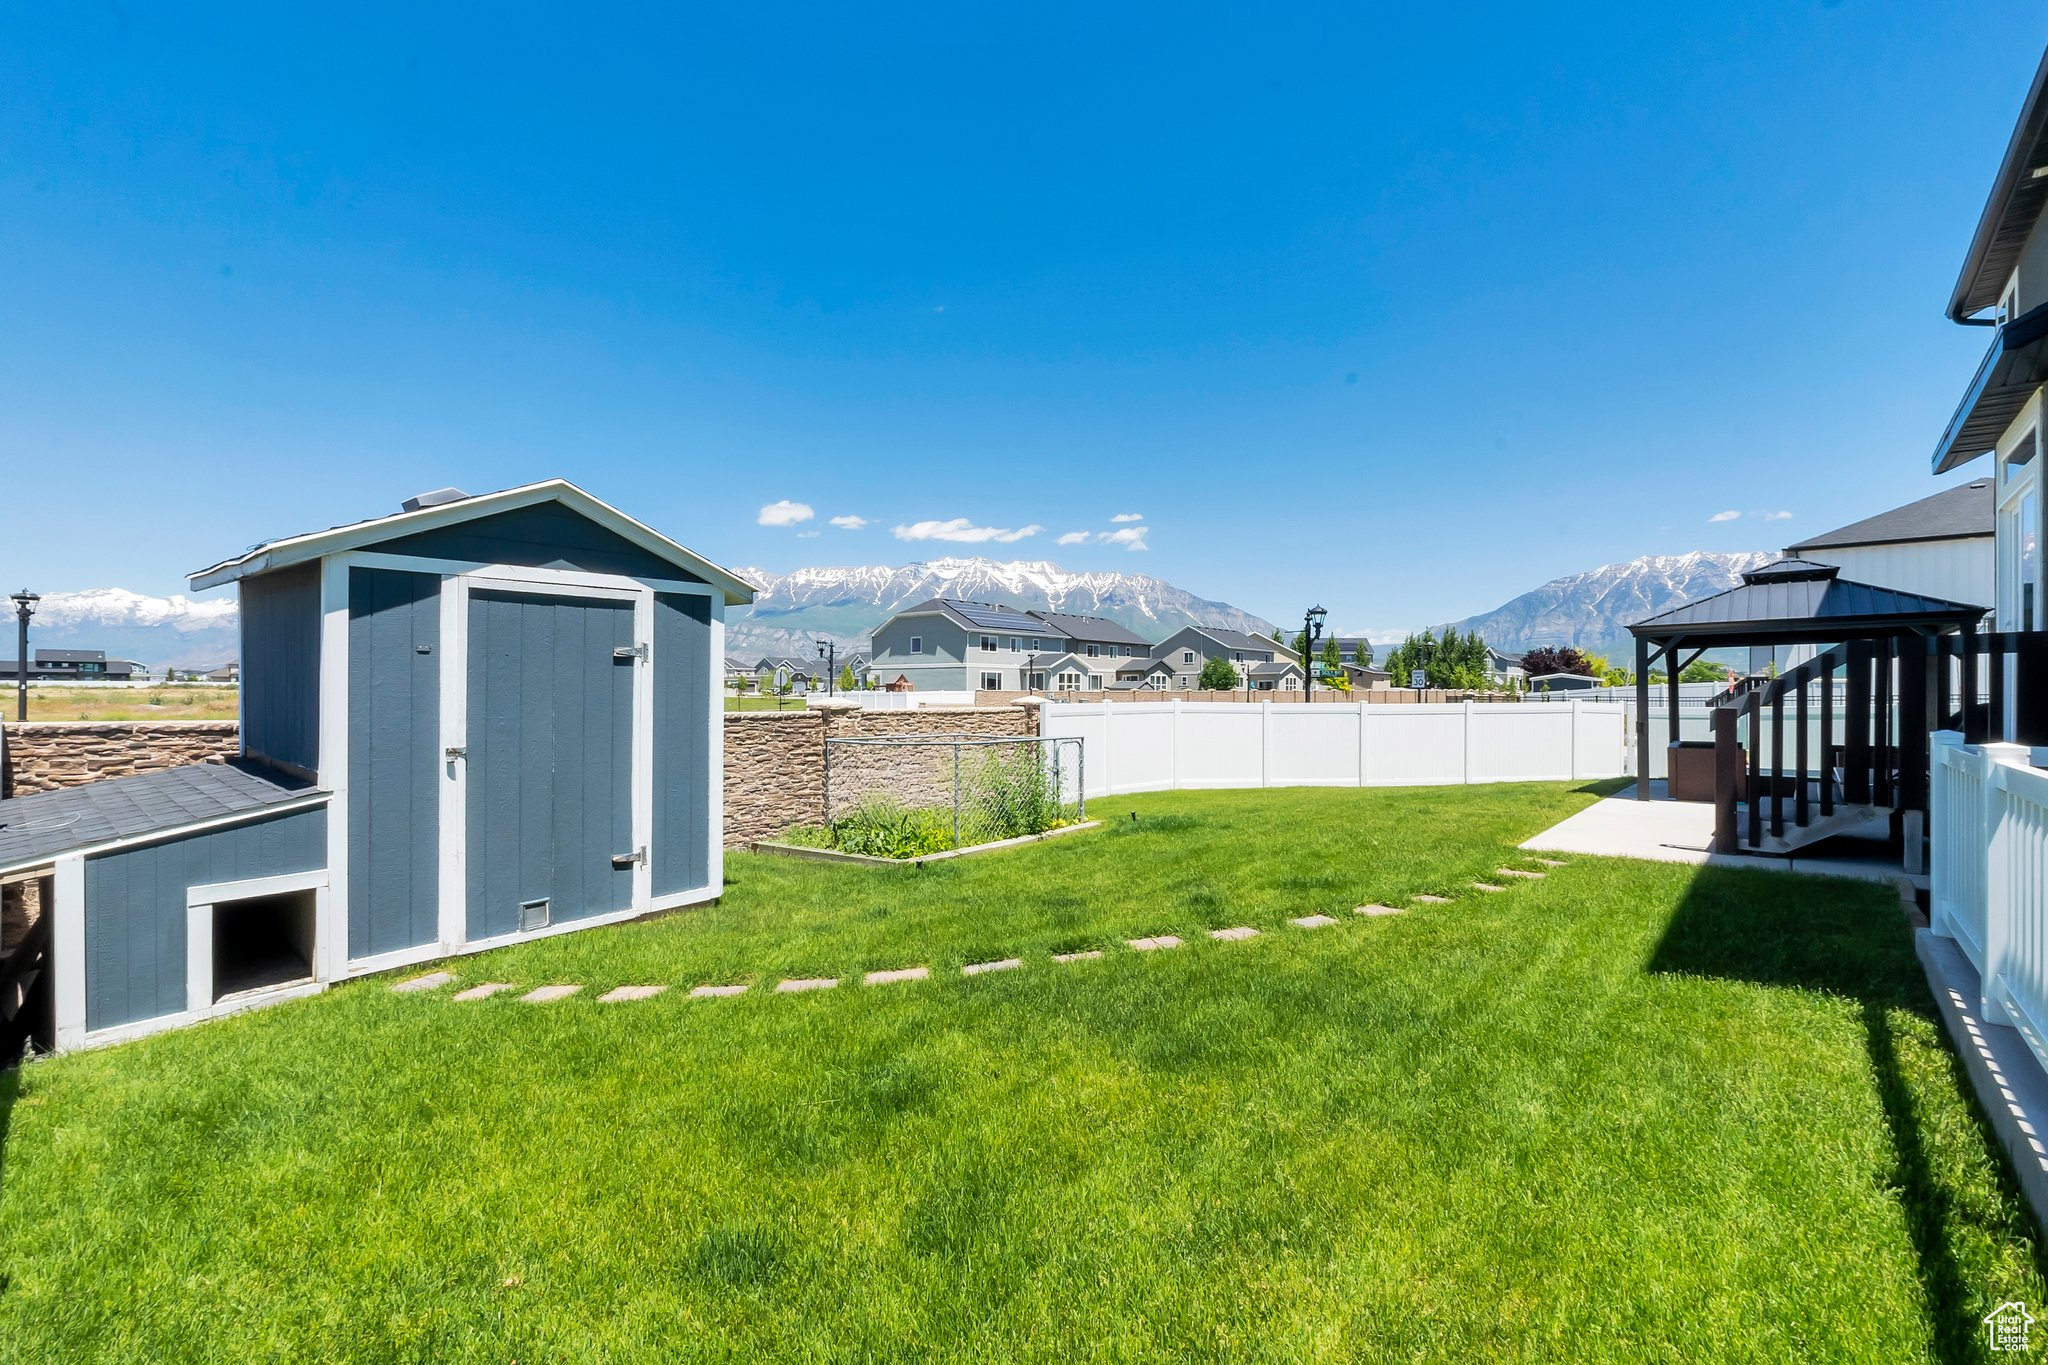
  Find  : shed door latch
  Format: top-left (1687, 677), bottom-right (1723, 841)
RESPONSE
top-left (611, 847), bottom-right (646, 868)
top-left (444, 745), bottom-right (467, 760)
top-left (613, 643), bottom-right (648, 661)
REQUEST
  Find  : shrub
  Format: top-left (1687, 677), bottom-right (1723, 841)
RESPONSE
top-left (969, 749), bottom-right (1064, 842)
top-left (824, 799), bottom-right (956, 859)
top-left (1197, 656), bottom-right (1240, 691)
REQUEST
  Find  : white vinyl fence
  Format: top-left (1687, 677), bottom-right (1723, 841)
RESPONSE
top-left (1039, 699), bottom-right (1628, 799)
top-left (1932, 732), bottom-right (2048, 1075)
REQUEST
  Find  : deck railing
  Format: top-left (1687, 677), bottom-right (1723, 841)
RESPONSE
top-left (1931, 733), bottom-right (2048, 1078)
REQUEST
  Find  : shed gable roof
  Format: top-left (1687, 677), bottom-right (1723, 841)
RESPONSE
top-left (189, 480), bottom-right (757, 604)
top-left (1786, 479), bottom-right (1994, 552)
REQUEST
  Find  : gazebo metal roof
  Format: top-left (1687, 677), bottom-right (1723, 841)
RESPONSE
top-left (1628, 559), bottom-right (1988, 646)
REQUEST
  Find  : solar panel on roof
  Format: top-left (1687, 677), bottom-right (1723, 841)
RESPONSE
top-left (944, 600), bottom-right (1044, 631)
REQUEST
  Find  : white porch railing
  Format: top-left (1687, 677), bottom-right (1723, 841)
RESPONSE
top-left (1932, 731), bottom-right (2048, 1075)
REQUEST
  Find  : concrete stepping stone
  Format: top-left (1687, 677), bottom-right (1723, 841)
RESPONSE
top-left (1355, 904), bottom-right (1404, 917)
top-left (1052, 949), bottom-right (1104, 963)
top-left (775, 977), bottom-right (840, 993)
top-left (452, 982), bottom-right (517, 1001)
top-left (689, 983), bottom-right (748, 999)
top-left (596, 985), bottom-right (668, 1003)
top-left (1529, 857), bottom-right (1567, 867)
top-left (1211, 926), bottom-right (1260, 941)
top-left (391, 971), bottom-right (453, 994)
top-left (521, 985), bottom-right (581, 1003)
top-left (1127, 935), bottom-right (1182, 951)
top-left (1495, 867), bottom-right (1545, 879)
top-left (1472, 882), bottom-right (1506, 893)
top-left (1412, 894), bottom-right (1451, 905)
top-left (962, 958), bottom-right (1023, 976)
top-left (865, 967), bottom-right (930, 986)
top-left (1290, 915), bottom-right (1339, 929)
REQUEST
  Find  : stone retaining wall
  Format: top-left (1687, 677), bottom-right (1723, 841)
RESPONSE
top-left (722, 705), bottom-right (1038, 846)
top-left (0, 721), bottom-right (242, 798)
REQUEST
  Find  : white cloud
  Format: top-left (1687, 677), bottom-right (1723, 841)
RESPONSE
top-left (1708, 510), bottom-right (1742, 523)
top-left (828, 514), bottom-right (870, 530)
top-left (1762, 510), bottom-right (1793, 521)
top-left (1109, 512), bottom-right (1145, 523)
top-left (1056, 530), bottom-right (1091, 545)
top-left (796, 530), bottom-right (820, 539)
top-left (892, 518), bottom-right (1044, 544)
top-left (758, 500), bottom-right (815, 528)
top-left (1099, 525), bottom-right (1150, 551)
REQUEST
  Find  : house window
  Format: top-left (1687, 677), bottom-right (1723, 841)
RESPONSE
top-left (981, 635), bottom-right (997, 652)
top-left (2001, 428), bottom-right (2042, 633)
top-left (1029, 672), bottom-right (1046, 690)
top-left (1090, 675), bottom-right (1103, 690)
top-left (1182, 650), bottom-right (1195, 664)
top-left (1030, 638), bottom-right (1042, 652)
top-left (981, 672), bottom-right (1002, 691)
top-left (1057, 671), bottom-right (1081, 691)
top-left (909, 636), bottom-right (923, 654)
top-left (1085, 644), bottom-right (1098, 657)
top-left (1008, 636), bottom-right (1019, 652)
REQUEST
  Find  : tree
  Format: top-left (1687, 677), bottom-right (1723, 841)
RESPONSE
top-left (1379, 628), bottom-right (1495, 691)
top-left (1353, 639), bottom-right (1373, 669)
top-left (1520, 646), bottom-right (1600, 679)
top-left (1319, 636), bottom-right (1343, 678)
top-left (1292, 629), bottom-right (1310, 662)
top-left (1679, 658), bottom-right (1731, 684)
top-left (1197, 656), bottom-right (1240, 691)
top-left (838, 663), bottom-right (858, 692)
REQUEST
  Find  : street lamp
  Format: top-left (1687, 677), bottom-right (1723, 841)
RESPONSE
top-left (816, 638), bottom-right (836, 697)
top-left (10, 589), bottom-right (38, 722)
top-left (1301, 605), bottom-right (1326, 703)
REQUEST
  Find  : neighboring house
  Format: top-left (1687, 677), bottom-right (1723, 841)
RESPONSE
top-left (0, 480), bottom-right (753, 1052)
top-left (868, 599), bottom-right (1119, 692)
top-left (1784, 479), bottom-right (1995, 610)
top-left (1485, 647), bottom-right (1527, 688)
top-left (0, 649), bottom-right (147, 682)
top-left (1148, 626), bottom-right (1299, 690)
top-left (1110, 656), bottom-right (1176, 690)
top-left (840, 652), bottom-right (870, 687)
top-left (1934, 46), bottom-right (2048, 661)
top-left (1027, 652), bottom-right (1112, 693)
top-left (203, 662), bottom-right (239, 683)
top-left (1343, 664), bottom-right (1391, 689)
top-left (1247, 660), bottom-right (1305, 692)
top-left (753, 656), bottom-right (816, 692)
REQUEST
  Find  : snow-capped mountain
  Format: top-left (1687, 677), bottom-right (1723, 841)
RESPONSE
top-left (21, 588), bottom-right (240, 671)
top-left (726, 557), bottom-right (1277, 655)
top-left (1443, 551), bottom-right (1776, 661)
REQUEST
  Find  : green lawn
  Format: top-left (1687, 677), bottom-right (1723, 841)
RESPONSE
top-left (1, 784), bottom-right (2042, 1362)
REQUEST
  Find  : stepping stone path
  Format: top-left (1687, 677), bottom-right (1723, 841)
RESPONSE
top-left (521, 985), bottom-right (581, 1004)
top-left (1211, 926), bottom-right (1260, 942)
top-left (689, 983), bottom-right (748, 999)
top-left (1290, 915), bottom-right (1339, 929)
top-left (776, 977), bottom-right (839, 993)
top-left (391, 971), bottom-right (453, 993)
top-left (1471, 882), bottom-right (1506, 893)
top-left (597, 985), bottom-right (667, 1003)
top-left (1495, 867), bottom-right (1545, 879)
top-left (1412, 895), bottom-right (1451, 905)
top-left (1052, 949), bottom-right (1104, 963)
top-left (1529, 857), bottom-right (1567, 867)
top-left (865, 967), bottom-right (929, 986)
top-left (1127, 935), bottom-right (1182, 951)
top-left (452, 982), bottom-right (517, 1001)
top-left (962, 958), bottom-right (1023, 976)
top-left (1355, 904), bottom-right (1404, 917)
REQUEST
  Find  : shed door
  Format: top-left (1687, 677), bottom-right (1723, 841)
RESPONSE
top-left (465, 590), bottom-right (637, 939)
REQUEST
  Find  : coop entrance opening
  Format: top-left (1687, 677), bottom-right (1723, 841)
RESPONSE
top-left (212, 890), bottom-right (316, 1001)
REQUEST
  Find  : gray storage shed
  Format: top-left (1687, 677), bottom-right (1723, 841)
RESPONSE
top-left (0, 480), bottom-right (754, 1051)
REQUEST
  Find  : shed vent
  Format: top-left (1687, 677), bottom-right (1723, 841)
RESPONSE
top-left (401, 487), bottom-right (471, 513)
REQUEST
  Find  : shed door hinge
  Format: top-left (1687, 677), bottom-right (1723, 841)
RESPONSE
top-left (611, 847), bottom-right (646, 868)
top-left (613, 643), bottom-right (648, 661)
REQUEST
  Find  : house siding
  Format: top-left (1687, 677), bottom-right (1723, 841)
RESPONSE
top-left (652, 592), bottom-right (712, 897)
top-left (346, 568), bottom-right (442, 960)
top-left (84, 805), bottom-right (328, 1032)
top-left (239, 563), bottom-right (321, 776)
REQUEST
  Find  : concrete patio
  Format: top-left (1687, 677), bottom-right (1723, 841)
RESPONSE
top-left (1522, 780), bottom-right (1917, 887)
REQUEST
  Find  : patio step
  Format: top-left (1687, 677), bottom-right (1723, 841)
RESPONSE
top-left (1737, 803), bottom-right (1890, 856)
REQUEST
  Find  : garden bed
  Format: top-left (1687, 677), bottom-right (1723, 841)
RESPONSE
top-left (754, 819), bottom-right (1100, 865)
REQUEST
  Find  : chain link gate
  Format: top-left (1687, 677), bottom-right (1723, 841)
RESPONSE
top-left (815, 734), bottom-right (1085, 856)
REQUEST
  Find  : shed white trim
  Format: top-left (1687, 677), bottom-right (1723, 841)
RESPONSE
top-left (188, 479), bottom-right (758, 605)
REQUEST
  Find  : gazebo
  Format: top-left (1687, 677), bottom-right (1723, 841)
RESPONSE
top-left (1626, 558), bottom-right (1990, 857)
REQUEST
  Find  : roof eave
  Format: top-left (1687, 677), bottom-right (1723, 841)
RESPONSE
top-left (1949, 44), bottom-right (2048, 321)
top-left (188, 480), bottom-right (759, 605)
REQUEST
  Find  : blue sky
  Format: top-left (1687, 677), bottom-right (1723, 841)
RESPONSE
top-left (0, 3), bottom-right (2037, 636)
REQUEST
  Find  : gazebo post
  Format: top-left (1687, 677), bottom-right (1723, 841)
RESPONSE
top-left (1666, 638), bottom-right (1683, 752)
top-left (1635, 634), bottom-right (1652, 800)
